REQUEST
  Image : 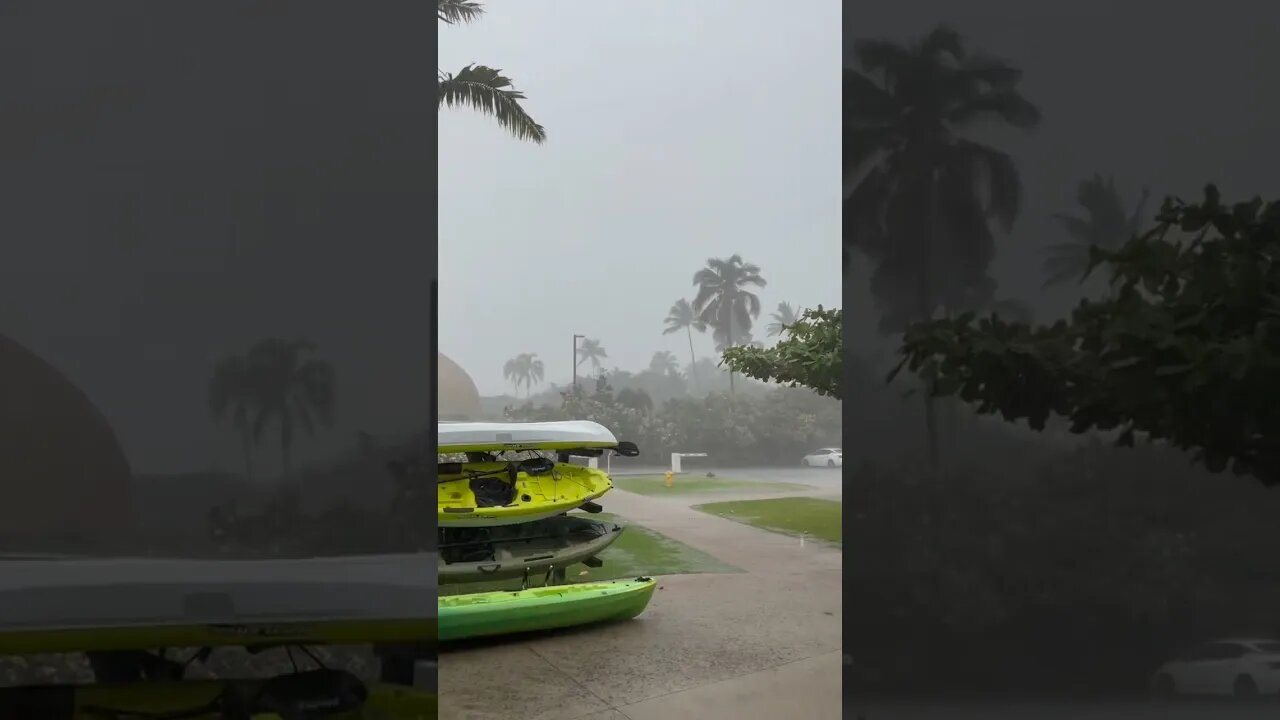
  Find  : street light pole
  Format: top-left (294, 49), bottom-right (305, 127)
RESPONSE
top-left (572, 334), bottom-right (585, 388)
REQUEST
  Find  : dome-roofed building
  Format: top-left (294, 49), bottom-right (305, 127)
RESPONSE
top-left (438, 352), bottom-right (481, 421)
top-left (0, 333), bottom-right (134, 546)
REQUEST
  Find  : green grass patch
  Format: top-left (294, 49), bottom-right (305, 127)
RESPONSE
top-left (438, 512), bottom-right (740, 596)
top-left (613, 474), bottom-right (807, 497)
top-left (695, 497), bottom-right (842, 546)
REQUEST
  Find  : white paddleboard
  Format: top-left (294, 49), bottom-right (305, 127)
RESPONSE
top-left (437, 421), bottom-right (619, 453)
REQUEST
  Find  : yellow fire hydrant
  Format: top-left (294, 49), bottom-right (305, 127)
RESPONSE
top-left (664, 470), bottom-right (674, 488)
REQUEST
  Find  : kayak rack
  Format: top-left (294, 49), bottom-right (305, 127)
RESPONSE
top-left (520, 564), bottom-right (569, 590)
top-left (438, 523), bottom-right (619, 551)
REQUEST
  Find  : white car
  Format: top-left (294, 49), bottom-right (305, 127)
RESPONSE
top-left (801, 448), bottom-right (842, 468)
top-left (1151, 638), bottom-right (1280, 698)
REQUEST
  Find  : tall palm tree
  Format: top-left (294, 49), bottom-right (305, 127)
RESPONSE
top-left (845, 24), bottom-right (1040, 466)
top-left (692, 255), bottom-right (766, 394)
top-left (649, 351), bottom-right (680, 376)
top-left (766, 301), bottom-right (801, 337)
top-left (438, 1), bottom-right (546, 144)
top-left (244, 339), bottom-right (337, 478)
top-left (576, 339), bottom-right (607, 377)
top-left (208, 355), bottom-right (261, 479)
top-left (1042, 173), bottom-right (1150, 290)
top-left (502, 352), bottom-right (545, 397)
top-left (663, 298), bottom-right (707, 390)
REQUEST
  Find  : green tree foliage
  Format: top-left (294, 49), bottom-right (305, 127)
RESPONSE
top-left (503, 377), bottom-right (840, 466)
top-left (209, 339), bottom-right (336, 478)
top-left (845, 24), bottom-right (1038, 466)
top-left (692, 255), bottom-right (767, 394)
top-left (502, 352), bottom-right (545, 397)
top-left (615, 387), bottom-right (654, 415)
top-left (766, 301), bottom-right (801, 337)
top-left (1042, 173), bottom-right (1150, 290)
top-left (663, 298), bottom-right (708, 390)
top-left (576, 338), bottom-right (608, 376)
top-left (437, 0), bottom-right (546, 144)
top-left (244, 339), bottom-right (336, 477)
top-left (893, 186), bottom-right (1280, 486)
top-left (722, 307), bottom-right (843, 399)
top-left (208, 355), bottom-right (261, 479)
top-left (845, 24), bottom-right (1040, 333)
top-left (648, 350), bottom-right (681, 376)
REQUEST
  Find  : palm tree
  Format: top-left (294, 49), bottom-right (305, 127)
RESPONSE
top-left (502, 352), bottom-right (545, 397)
top-left (663, 298), bottom-right (707, 390)
top-left (1042, 173), bottom-right (1150, 291)
top-left (208, 355), bottom-right (261, 479)
top-left (845, 24), bottom-right (1040, 466)
top-left (692, 255), bottom-right (766, 394)
top-left (649, 351), bottom-right (680, 376)
top-left (243, 339), bottom-right (337, 478)
top-left (438, 1), bottom-right (546, 144)
top-left (766, 302), bottom-right (801, 337)
top-left (576, 339), bottom-right (607, 377)
top-left (616, 388), bottom-right (654, 415)
top-left (714, 332), bottom-right (764, 352)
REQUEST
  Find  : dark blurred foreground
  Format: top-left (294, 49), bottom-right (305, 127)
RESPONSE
top-left (846, 403), bottom-right (1280, 697)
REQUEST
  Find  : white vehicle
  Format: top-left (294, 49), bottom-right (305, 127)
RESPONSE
top-left (801, 448), bottom-right (842, 468)
top-left (1151, 638), bottom-right (1280, 698)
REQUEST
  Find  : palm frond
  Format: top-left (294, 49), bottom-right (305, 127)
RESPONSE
top-left (957, 53), bottom-right (1022, 89)
top-left (852, 38), bottom-right (914, 81)
top-left (437, 0), bottom-right (484, 25)
top-left (947, 90), bottom-right (1041, 130)
top-left (844, 70), bottom-right (899, 125)
top-left (845, 164), bottom-right (894, 253)
top-left (950, 140), bottom-right (1021, 231)
top-left (918, 24), bottom-right (965, 61)
top-left (1040, 243), bottom-right (1094, 287)
top-left (1041, 241), bottom-right (1090, 261)
top-left (1048, 213), bottom-right (1094, 243)
top-left (438, 65), bottom-right (547, 144)
top-left (1041, 262), bottom-right (1091, 288)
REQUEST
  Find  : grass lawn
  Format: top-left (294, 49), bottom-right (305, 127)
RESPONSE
top-left (613, 474), bottom-right (807, 497)
top-left (438, 512), bottom-right (740, 596)
top-left (694, 497), bottom-right (842, 546)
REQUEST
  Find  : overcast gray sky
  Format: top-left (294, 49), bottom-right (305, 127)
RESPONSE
top-left (2, 3), bottom-right (432, 475)
top-left (439, 1), bottom-right (842, 396)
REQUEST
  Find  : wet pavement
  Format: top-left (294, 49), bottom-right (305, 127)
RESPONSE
top-left (437, 468), bottom-right (843, 719)
top-left (848, 700), bottom-right (1280, 719)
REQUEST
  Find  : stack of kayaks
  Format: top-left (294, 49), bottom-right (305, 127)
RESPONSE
top-left (437, 421), bottom-right (657, 641)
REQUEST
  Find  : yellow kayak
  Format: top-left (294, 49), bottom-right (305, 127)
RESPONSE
top-left (437, 459), bottom-right (612, 528)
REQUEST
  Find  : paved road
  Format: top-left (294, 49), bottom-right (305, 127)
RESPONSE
top-left (438, 474), bottom-right (843, 719)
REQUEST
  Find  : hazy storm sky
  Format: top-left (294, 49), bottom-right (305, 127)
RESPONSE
top-left (438, 0), bottom-right (843, 396)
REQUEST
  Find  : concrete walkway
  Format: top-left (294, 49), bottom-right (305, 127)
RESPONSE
top-left (438, 475), bottom-right (843, 719)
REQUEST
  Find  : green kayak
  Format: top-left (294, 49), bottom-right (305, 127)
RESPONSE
top-left (438, 577), bottom-right (657, 642)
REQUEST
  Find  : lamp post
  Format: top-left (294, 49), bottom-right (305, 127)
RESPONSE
top-left (572, 334), bottom-right (585, 388)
